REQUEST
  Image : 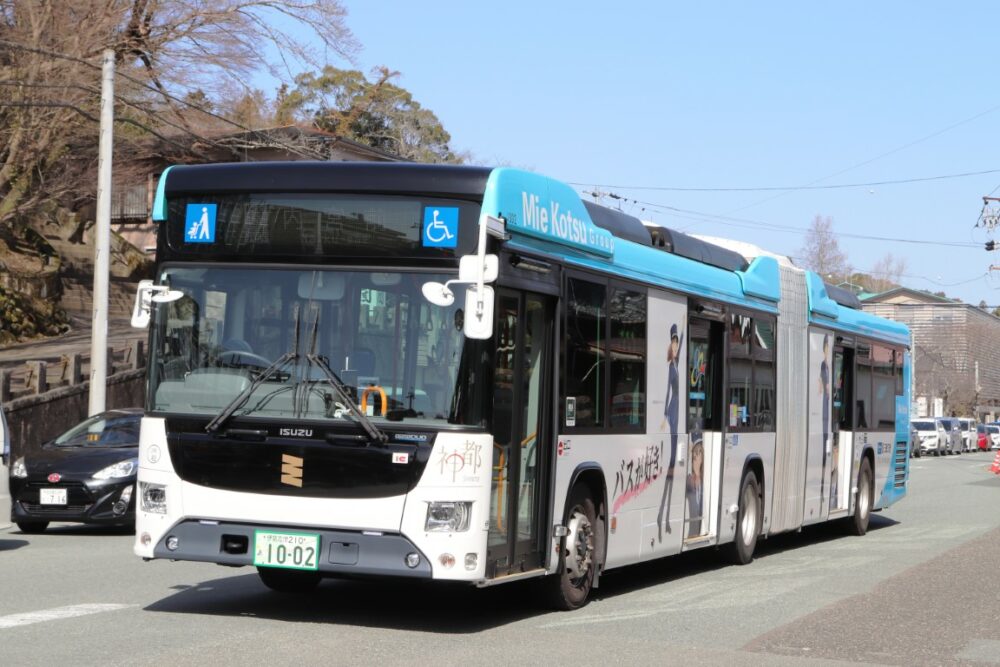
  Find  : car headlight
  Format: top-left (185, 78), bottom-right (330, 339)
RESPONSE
top-left (425, 501), bottom-right (472, 532)
top-left (139, 482), bottom-right (167, 514)
top-left (11, 456), bottom-right (27, 479)
top-left (92, 459), bottom-right (138, 480)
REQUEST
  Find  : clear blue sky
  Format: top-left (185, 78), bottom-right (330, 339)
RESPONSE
top-left (300, 2), bottom-right (1000, 304)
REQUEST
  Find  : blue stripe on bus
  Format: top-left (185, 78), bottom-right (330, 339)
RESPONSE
top-left (152, 166), bottom-right (176, 222)
top-left (805, 271), bottom-right (910, 346)
top-left (482, 168), bottom-right (615, 258)
top-left (505, 237), bottom-right (781, 313)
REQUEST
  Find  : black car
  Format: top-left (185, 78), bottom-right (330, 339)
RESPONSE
top-left (9, 408), bottom-right (142, 533)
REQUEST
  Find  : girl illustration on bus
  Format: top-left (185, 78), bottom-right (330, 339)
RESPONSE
top-left (658, 323), bottom-right (683, 541)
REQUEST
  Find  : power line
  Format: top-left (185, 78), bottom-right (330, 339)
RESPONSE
top-left (584, 190), bottom-right (982, 248)
top-left (725, 100), bottom-right (1000, 216)
top-left (570, 167), bottom-right (1000, 193)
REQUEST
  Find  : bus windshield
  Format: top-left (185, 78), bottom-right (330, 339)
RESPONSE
top-left (148, 266), bottom-right (486, 428)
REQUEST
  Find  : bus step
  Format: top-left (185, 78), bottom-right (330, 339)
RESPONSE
top-left (476, 567), bottom-right (548, 588)
top-left (682, 534), bottom-right (713, 548)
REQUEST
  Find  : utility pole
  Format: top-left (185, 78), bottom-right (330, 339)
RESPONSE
top-left (89, 49), bottom-right (114, 416)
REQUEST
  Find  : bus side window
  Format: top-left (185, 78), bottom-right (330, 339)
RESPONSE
top-left (855, 343), bottom-right (872, 430)
top-left (563, 278), bottom-right (607, 429)
top-left (609, 287), bottom-right (646, 430)
top-left (726, 313), bottom-right (753, 429)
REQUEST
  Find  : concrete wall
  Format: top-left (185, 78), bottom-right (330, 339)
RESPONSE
top-left (5, 370), bottom-right (145, 460)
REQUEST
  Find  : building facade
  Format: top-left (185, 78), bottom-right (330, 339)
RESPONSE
top-left (861, 287), bottom-right (1000, 420)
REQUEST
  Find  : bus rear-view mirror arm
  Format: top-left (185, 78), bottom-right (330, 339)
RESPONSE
top-left (131, 279), bottom-right (185, 329)
top-left (421, 214), bottom-right (505, 340)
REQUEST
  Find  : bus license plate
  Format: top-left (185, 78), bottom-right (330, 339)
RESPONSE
top-left (253, 531), bottom-right (320, 571)
top-left (40, 488), bottom-right (67, 505)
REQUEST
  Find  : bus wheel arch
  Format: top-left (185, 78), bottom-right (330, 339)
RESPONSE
top-left (545, 464), bottom-right (607, 610)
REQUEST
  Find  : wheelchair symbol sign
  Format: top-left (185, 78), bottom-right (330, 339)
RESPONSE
top-left (422, 207), bottom-right (459, 248)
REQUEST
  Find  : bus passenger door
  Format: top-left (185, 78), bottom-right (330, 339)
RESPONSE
top-left (830, 346), bottom-right (853, 513)
top-left (487, 290), bottom-right (553, 577)
top-left (685, 316), bottom-right (723, 543)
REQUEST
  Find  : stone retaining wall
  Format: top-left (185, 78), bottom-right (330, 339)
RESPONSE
top-left (5, 370), bottom-right (145, 460)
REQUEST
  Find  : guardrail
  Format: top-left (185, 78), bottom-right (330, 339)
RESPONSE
top-left (0, 340), bottom-right (146, 403)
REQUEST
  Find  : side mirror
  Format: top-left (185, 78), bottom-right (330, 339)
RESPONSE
top-left (463, 285), bottom-right (494, 340)
top-left (131, 280), bottom-right (184, 329)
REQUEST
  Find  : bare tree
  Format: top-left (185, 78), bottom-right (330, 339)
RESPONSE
top-left (0, 0), bottom-right (356, 229)
top-left (866, 252), bottom-right (907, 294)
top-left (798, 215), bottom-right (851, 283)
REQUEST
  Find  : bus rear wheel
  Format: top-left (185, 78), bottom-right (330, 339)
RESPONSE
top-left (848, 457), bottom-right (873, 536)
top-left (257, 567), bottom-right (321, 593)
top-left (544, 486), bottom-right (598, 611)
top-left (726, 470), bottom-right (761, 565)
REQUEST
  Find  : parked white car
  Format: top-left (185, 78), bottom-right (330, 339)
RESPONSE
top-left (987, 424), bottom-right (1000, 450)
top-left (911, 418), bottom-right (945, 456)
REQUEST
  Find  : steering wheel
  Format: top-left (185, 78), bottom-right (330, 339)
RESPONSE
top-left (217, 350), bottom-right (273, 370)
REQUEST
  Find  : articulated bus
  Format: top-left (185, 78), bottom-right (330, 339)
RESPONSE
top-left (131, 162), bottom-right (911, 609)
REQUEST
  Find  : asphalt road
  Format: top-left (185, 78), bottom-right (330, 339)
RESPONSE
top-left (1, 451), bottom-right (998, 666)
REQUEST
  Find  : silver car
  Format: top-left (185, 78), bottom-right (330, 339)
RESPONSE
top-left (937, 417), bottom-right (962, 455)
top-left (957, 418), bottom-right (976, 452)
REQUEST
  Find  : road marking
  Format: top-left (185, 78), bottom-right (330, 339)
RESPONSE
top-left (0, 603), bottom-right (131, 630)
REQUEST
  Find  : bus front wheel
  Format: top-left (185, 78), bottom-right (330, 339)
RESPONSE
top-left (544, 486), bottom-right (598, 611)
top-left (257, 567), bottom-right (321, 593)
top-left (726, 470), bottom-right (761, 565)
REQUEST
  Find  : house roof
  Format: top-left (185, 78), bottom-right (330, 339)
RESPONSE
top-left (859, 286), bottom-right (957, 305)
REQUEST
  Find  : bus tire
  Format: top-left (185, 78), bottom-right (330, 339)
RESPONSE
top-left (848, 457), bottom-right (873, 536)
top-left (16, 521), bottom-right (48, 534)
top-left (726, 470), bottom-right (761, 565)
top-left (544, 486), bottom-right (598, 611)
top-left (256, 567), bottom-right (321, 593)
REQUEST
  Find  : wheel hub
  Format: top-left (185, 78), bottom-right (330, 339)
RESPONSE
top-left (564, 509), bottom-right (594, 580)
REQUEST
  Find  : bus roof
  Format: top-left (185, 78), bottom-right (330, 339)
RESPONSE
top-left (152, 162), bottom-right (910, 347)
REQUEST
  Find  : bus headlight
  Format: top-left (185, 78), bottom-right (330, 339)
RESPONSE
top-left (425, 501), bottom-right (472, 532)
top-left (140, 482), bottom-right (167, 514)
top-left (11, 457), bottom-right (27, 478)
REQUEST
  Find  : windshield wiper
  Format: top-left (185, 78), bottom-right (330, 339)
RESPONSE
top-left (297, 307), bottom-right (386, 445)
top-left (205, 306), bottom-right (302, 434)
top-left (307, 353), bottom-right (388, 445)
top-left (204, 351), bottom-right (298, 434)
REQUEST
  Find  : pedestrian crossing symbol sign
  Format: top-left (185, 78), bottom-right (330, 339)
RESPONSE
top-left (185, 203), bottom-right (217, 243)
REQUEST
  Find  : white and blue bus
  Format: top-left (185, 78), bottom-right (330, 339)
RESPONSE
top-left (131, 163), bottom-right (911, 609)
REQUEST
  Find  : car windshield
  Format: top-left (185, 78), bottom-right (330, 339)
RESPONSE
top-left (53, 413), bottom-right (140, 447)
top-left (989, 426), bottom-right (1000, 434)
top-left (148, 266), bottom-right (487, 428)
top-left (912, 421), bottom-right (934, 431)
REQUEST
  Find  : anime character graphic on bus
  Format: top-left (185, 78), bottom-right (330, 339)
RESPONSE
top-left (657, 323), bottom-right (683, 541)
top-left (686, 435), bottom-right (704, 538)
top-left (819, 334), bottom-right (830, 504)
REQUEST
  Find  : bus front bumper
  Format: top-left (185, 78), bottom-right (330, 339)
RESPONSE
top-left (147, 519), bottom-right (433, 579)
